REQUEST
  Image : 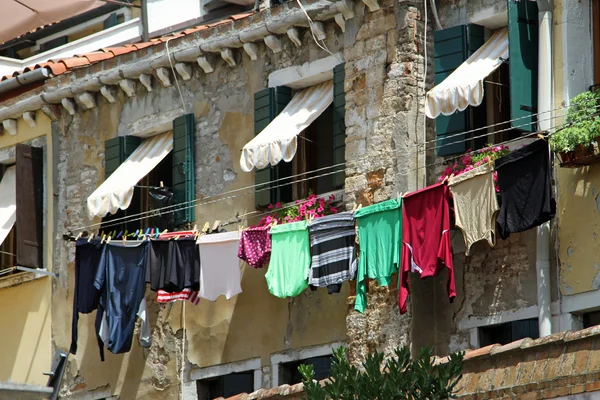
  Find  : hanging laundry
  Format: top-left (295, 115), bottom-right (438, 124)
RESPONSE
top-left (197, 231), bottom-right (243, 301)
top-left (448, 163), bottom-right (499, 256)
top-left (495, 139), bottom-right (556, 239)
top-left (238, 225), bottom-right (271, 268)
top-left (157, 288), bottom-right (200, 305)
top-left (146, 238), bottom-right (200, 292)
top-left (400, 183), bottom-right (455, 315)
top-left (70, 238), bottom-right (103, 355)
top-left (354, 199), bottom-right (402, 313)
top-left (266, 220), bottom-right (311, 298)
top-left (98, 297), bottom-right (151, 352)
top-left (94, 242), bottom-right (150, 361)
top-left (149, 187), bottom-right (174, 231)
top-left (307, 212), bottom-right (357, 294)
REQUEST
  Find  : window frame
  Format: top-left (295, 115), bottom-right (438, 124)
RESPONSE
top-left (0, 136), bottom-right (47, 284)
top-left (270, 341), bottom-right (346, 387)
top-left (190, 358), bottom-right (262, 395)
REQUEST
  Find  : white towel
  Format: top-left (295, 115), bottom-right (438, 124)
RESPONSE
top-left (197, 231), bottom-right (243, 301)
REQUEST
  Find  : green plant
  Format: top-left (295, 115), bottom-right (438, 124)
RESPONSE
top-left (299, 346), bottom-right (464, 400)
top-left (550, 90), bottom-right (600, 152)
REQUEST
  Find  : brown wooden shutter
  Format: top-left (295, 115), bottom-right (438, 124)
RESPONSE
top-left (16, 144), bottom-right (43, 268)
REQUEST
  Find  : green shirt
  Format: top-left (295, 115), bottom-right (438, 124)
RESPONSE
top-left (265, 220), bottom-right (310, 298)
top-left (354, 198), bottom-right (402, 313)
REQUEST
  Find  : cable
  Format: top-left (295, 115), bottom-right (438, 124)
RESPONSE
top-left (429, 0), bottom-right (443, 30)
top-left (295, 0), bottom-right (344, 64)
top-left (166, 37), bottom-right (188, 115)
top-left (67, 104), bottom-right (595, 233)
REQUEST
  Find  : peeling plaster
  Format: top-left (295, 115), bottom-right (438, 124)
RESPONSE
top-left (593, 271), bottom-right (600, 290)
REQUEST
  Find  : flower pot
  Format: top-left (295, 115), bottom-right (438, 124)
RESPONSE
top-left (558, 151), bottom-right (573, 164)
top-left (574, 144), bottom-right (594, 161)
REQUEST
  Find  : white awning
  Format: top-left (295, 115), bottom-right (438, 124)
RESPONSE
top-left (425, 28), bottom-right (509, 119)
top-left (240, 80), bottom-right (333, 172)
top-left (0, 166), bottom-right (16, 247)
top-left (87, 132), bottom-right (173, 219)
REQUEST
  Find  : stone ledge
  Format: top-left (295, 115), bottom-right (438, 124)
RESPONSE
top-left (0, 271), bottom-right (48, 290)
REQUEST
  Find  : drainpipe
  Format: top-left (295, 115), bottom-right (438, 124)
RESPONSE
top-left (536, 0), bottom-right (553, 338)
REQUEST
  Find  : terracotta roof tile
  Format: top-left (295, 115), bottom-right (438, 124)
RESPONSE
top-left (56, 57), bottom-right (91, 69)
top-left (0, 9), bottom-right (267, 93)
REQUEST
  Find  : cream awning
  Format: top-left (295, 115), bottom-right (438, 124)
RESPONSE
top-left (240, 80), bottom-right (333, 172)
top-left (0, 166), bottom-right (16, 247)
top-left (425, 28), bottom-right (509, 119)
top-left (87, 132), bottom-right (173, 219)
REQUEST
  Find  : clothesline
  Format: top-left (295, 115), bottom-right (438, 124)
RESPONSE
top-left (67, 105), bottom-right (588, 236)
top-left (70, 138), bottom-right (555, 363)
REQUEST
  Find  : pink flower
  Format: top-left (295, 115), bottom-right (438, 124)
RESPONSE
top-left (268, 204), bottom-right (274, 210)
top-left (329, 194), bottom-right (336, 201)
top-left (296, 199), bottom-right (302, 205)
top-left (275, 202), bottom-right (282, 209)
top-left (317, 206), bottom-right (324, 213)
top-left (330, 206), bottom-right (338, 213)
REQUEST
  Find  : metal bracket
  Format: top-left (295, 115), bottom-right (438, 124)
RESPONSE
top-left (15, 266), bottom-right (58, 278)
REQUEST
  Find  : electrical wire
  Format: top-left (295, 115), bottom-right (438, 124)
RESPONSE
top-left (67, 102), bottom-right (597, 234)
top-left (166, 37), bottom-right (188, 115)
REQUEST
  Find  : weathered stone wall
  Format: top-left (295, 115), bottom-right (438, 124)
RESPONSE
top-left (342, 0), bottom-right (432, 364)
top-left (51, 15), bottom-right (351, 399)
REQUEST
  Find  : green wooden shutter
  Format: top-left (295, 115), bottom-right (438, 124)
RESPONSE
top-left (332, 64), bottom-right (346, 189)
top-left (508, 0), bottom-right (539, 131)
top-left (173, 114), bottom-right (195, 226)
top-left (102, 136), bottom-right (140, 232)
top-left (104, 136), bottom-right (141, 178)
top-left (434, 24), bottom-right (485, 156)
top-left (253, 87), bottom-right (292, 209)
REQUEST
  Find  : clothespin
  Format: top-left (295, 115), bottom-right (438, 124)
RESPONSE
top-left (155, 227), bottom-right (160, 238)
top-left (174, 235), bottom-right (180, 240)
top-left (161, 229), bottom-right (168, 236)
top-left (106, 235), bottom-right (112, 244)
top-left (212, 220), bottom-right (221, 232)
top-left (88, 233), bottom-right (95, 243)
top-left (160, 181), bottom-right (164, 188)
top-left (145, 228), bottom-right (151, 237)
top-left (101, 234), bottom-right (107, 244)
top-left (75, 232), bottom-right (83, 240)
top-left (116, 231), bottom-right (123, 239)
top-left (537, 134), bottom-right (547, 141)
top-left (356, 204), bottom-right (363, 211)
top-left (133, 229), bottom-right (139, 238)
top-left (202, 222), bottom-right (210, 234)
top-left (122, 234), bottom-right (127, 245)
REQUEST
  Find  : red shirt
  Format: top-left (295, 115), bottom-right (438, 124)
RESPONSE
top-left (400, 182), bottom-right (455, 314)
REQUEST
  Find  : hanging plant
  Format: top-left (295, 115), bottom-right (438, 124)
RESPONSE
top-left (550, 89), bottom-right (600, 165)
top-left (258, 192), bottom-right (339, 226)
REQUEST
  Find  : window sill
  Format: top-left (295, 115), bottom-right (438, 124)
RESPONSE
top-left (0, 270), bottom-right (49, 290)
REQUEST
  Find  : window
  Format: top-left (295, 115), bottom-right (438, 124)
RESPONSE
top-left (432, 0), bottom-right (539, 157)
top-left (583, 310), bottom-right (600, 329)
top-left (100, 114), bottom-right (195, 234)
top-left (479, 318), bottom-right (539, 347)
top-left (279, 355), bottom-right (333, 386)
top-left (253, 64), bottom-right (346, 209)
top-left (196, 371), bottom-right (254, 399)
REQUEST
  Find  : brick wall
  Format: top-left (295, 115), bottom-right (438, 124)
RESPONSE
top-left (452, 326), bottom-right (600, 399)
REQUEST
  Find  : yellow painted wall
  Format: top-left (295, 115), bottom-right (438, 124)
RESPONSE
top-left (0, 277), bottom-right (52, 385)
top-left (553, 0), bottom-right (600, 295)
top-left (0, 111), bottom-right (53, 385)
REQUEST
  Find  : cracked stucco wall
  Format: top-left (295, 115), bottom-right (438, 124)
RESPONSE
top-left (554, 0), bottom-right (597, 297)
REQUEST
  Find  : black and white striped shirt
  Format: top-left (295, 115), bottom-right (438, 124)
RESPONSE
top-left (308, 212), bottom-right (357, 292)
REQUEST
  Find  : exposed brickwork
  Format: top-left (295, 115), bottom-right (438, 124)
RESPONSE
top-left (343, 0), bottom-right (431, 365)
top-left (453, 326), bottom-right (600, 399)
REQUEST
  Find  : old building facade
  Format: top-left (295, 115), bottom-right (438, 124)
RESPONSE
top-left (0, 0), bottom-right (599, 399)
